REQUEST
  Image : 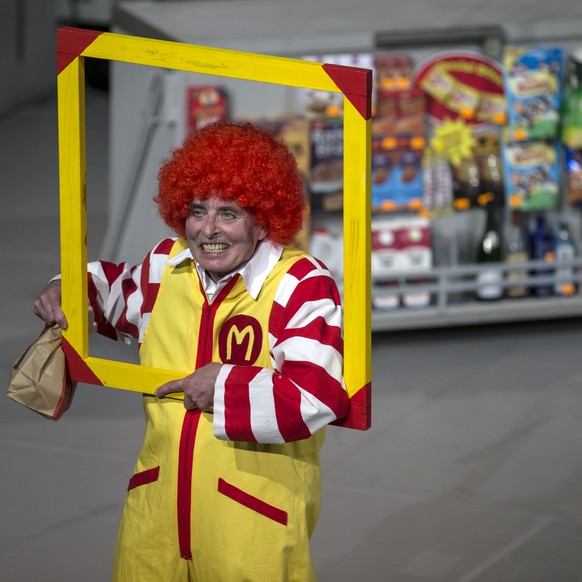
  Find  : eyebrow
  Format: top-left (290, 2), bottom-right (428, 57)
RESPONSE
top-left (189, 202), bottom-right (242, 213)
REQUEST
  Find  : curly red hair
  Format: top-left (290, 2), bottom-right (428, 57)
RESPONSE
top-left (154, 121), bottom-right (306, 245)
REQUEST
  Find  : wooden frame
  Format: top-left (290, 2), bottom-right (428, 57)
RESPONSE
top-left (57, 27), bottom-right (372, 429)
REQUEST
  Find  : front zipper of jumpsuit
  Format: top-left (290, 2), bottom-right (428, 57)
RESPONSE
top-left (176, 276), bottom-right (240, 560)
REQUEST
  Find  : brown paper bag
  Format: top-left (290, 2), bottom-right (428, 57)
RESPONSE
top-left (6, 325), bottom-right (77, 420)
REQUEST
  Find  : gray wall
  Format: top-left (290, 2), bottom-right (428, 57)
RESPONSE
top-left (0, 1), bottom-right (58, 117)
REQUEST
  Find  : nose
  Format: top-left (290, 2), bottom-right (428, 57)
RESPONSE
top-left (202, 212), bottom-right (219, 237)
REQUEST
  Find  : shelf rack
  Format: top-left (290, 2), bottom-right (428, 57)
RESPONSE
top-left (371, 257), bottom-right (582, 331)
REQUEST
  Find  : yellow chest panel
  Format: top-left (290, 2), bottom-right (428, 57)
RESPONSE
top-left (139, 239), bottom-right (304, 372)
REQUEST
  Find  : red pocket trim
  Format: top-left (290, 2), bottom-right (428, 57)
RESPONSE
top-left (127, 466), bottom-right (160, 491)
top-left (218, 478), bottom-right (288, 526)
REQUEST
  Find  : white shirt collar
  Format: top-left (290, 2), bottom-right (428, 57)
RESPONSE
top-left (166, 239), bottom-right (283, 301)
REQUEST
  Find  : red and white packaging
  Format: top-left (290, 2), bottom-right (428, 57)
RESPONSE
top-left (186, 86), bottom-right (229, 134)
top-left (371, 216), bottom-right (433, 309)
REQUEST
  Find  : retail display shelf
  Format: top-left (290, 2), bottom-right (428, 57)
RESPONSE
top-left (371, 258), bottom-right (582, 330)
top-left (110, 5), bottom-right (582, 333)
top-left (372, 295), bottom-right (582, 331)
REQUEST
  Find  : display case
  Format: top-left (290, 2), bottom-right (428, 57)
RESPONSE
top-left (104, 1), bottom-right (582, 331)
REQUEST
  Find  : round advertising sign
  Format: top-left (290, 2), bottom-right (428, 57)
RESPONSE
top-left (413, 50), bottom-right (505, 128)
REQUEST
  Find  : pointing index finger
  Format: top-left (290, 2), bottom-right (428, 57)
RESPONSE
top-left (155, 379), bottom-right (185, 398)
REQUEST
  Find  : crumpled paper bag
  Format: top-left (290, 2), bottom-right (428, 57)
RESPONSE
top-left (6, 325), bottom-right (77, 420)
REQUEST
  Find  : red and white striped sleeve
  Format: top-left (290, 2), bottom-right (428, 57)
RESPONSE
top-left (87, 238), bottom-right (176, 342)
top-left (213, 256), bottom-right (348, 444)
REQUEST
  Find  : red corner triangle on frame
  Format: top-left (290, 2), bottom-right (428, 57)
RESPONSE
top-left (331, 382), bottom-right (372, 430)
top-left (61, 336), bottom-right (104, 386)
top-left (57, 26), bottom-right (104, 74)
top-left (322, 63), bottom-right (373, 120)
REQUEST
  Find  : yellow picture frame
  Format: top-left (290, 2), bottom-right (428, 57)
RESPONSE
top-left (57, 27), bottom-right (371, 429)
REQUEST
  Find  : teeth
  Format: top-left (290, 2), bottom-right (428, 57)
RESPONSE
top-left (202, 243), bottom-right (228, 253)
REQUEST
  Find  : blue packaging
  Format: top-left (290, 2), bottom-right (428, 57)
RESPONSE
top-left (502, 140), bottom-right (560, 211)
top-left (504, 46), bottom-right (564, 141)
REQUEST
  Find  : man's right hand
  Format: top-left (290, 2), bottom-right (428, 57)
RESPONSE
top-left (33, 280), bottom-right (68, 329)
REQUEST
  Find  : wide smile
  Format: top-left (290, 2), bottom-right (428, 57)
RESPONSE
top-left (201, 243), bottom-right (229, 253)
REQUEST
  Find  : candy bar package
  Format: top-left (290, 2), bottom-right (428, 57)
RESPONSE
top-left (504, 47), bottom-right (564, 141)
top-left (503, 140), bottom-right (560, 210)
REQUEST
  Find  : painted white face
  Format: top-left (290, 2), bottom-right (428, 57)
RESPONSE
top-left (185, 196), bottom-right (267, 282)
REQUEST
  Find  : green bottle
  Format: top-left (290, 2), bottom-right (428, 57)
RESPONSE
top-left (476, 202), bottom-right (503, 300)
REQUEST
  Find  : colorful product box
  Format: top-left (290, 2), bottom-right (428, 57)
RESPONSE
top-left (372, 88), bottom-right (427, 150)
top-left (309, 119), bottom-right (344, 213)
top-left (186, 85), bottom-right (229, 134)
top-left (371, 147), bottom-right (424, 212)
top-left (504, 46), bottom-right (564, 141)
top-left (502, 140), bottom-right (560, 211)
top-left (375, 53), bottom-right (414, 93)
top-left (310, 119), bottom-right (343, 192)
top-left (373, 53), bottom-right (426, 150)
top-left (371, 216), bottom-right (432, 309)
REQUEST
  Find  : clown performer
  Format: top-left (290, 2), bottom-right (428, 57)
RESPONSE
top-left (33, 121), bottom-right (349, 582)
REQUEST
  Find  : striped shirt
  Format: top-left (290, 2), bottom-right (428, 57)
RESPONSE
top-left (87, 238), bottom-right (348, 443)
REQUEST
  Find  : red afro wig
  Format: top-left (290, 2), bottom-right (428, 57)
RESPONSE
top-left (154, 121), bottom-right (306, 245)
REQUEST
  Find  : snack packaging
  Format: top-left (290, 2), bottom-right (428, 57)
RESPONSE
top-left (504, 46), bottom-right (564, 141)
top-left (502, 140), bottom-right (560, 210)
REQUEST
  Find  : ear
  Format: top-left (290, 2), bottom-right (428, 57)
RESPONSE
top-left (258, 225), bottom-right (268, 241)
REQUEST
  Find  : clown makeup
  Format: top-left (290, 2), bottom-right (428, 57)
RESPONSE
top-left (185, 196), bottom-right (267, 282)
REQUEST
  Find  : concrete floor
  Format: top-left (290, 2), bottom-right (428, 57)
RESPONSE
top-left (2, 87), bottom-right (582, 582)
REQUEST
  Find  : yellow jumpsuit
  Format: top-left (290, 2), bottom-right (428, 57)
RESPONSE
top-left (112, 241), bottom-right (325, 581)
